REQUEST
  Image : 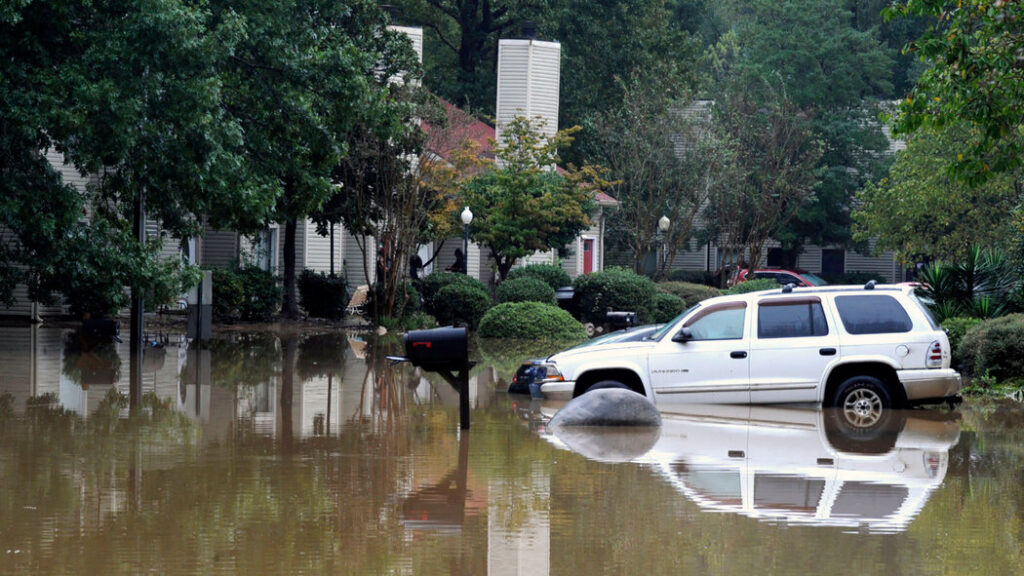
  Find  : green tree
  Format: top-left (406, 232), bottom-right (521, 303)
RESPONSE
top-left (212, 0), bottom-right (420, 318)
top-left (886, 0), bottom-right (1024, 181)
top-left (458, 116), bottom-right (603, 281)
top-left (853, 125), bottom-right (1021, 265)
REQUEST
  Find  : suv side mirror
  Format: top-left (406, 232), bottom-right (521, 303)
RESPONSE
top-left (672, 327), bottom-right (693, 343)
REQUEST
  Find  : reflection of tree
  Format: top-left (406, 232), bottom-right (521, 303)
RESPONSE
top-left (61, 332), bottom-right (122, 387)
top-left (296, 333), bottom-right (348, 380)
top-left (206, 333), bottom-right (280, 388)
top-left (476, 337), bottom-right (570, 382)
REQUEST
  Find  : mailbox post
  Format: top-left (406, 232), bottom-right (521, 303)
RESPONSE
top-left (392, 326), bottom-right (473, 430)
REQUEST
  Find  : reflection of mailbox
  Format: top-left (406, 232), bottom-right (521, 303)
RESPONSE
top-left (605, 311), bottom-right (637, 330)
top-left (404, 327), bottom-right (468, 371)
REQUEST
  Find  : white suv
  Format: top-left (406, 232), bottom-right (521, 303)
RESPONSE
top-left (538, 283), bottom-right (961, 411)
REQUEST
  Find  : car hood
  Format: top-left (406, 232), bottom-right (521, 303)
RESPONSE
top-left (549, 339), bottom-right (657, 363)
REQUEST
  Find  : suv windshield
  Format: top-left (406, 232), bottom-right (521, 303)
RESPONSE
top-left (650, 304), bottom-right (701, 341)
top-left (801, 272), bottom-right (828, 286)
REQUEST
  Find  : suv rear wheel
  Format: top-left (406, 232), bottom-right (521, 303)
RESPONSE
top-left (832, 375), bottom-right (891, 427)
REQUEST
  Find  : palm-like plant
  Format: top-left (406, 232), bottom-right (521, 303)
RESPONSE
top-left (916, 246), bottom-right (1020, 321)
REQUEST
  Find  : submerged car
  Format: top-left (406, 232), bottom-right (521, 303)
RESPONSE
top-left (536, 283), bottom-right (961, 411)
top-left (508, 324), bottom-right (662, 395)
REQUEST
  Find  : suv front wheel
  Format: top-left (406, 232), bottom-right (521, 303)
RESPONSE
top-left (832, 375), bottom-right (892, 428)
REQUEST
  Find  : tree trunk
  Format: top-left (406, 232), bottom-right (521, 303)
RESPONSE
top-left (283, 218), bottom-right (299, 319)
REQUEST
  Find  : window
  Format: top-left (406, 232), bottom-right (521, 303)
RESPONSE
top-left (834, 295), bottom-right (913, 334)
top-left (758, 298), bottom-right (829, 339)
top-left (754, 475), bottom-right (825, 513)
top-left (684, 303), bottom-right (746, 340)
top-left (832, 482), bottom-right (908, 518)
top-left (822, 249), bottom-right (845, 277)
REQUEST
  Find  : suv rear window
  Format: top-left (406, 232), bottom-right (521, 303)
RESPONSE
top-left (834, 295), bottom-right (913, 334)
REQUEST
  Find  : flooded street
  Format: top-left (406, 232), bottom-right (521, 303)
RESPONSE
top-left (1, 326), bottom-right (1023, 575)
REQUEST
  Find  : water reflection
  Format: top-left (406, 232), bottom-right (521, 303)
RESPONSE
top-left (544, 403), bottom-right (960, 533)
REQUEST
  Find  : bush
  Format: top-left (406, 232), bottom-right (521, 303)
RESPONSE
top-left (668, 269), bottom-right (718, 286)
top-left (479, 301), bottom-right (588, 340)
top-left (367, 280), bottom-right (421, 319)
top-left (432, 283), bottom-right (491, 329)
top-left (941, 316), bottom-right (985, 367)
top-left (572, 267), bottom-right (659, 323)
top-left (419, 271), bottom-right (488, 314)
top-left (496, 276), bottom-right (556, 305)
top-left (506, 264), bottom-right (572, 289)
top-left (723, 278), bottom-right (778, 295)
top-left (652, 292), bottom-right (687, 323)
top-left (657, 281), bottom-right (721, 308)
top-left (210, 266), bottom-right (280, 321)
top-left (298, 270), bottom-right (347, 319)
top-left (958, 314), bottom-right (1024, 380)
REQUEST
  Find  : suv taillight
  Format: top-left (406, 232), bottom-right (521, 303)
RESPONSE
top-left (926, 340), bottom-right (944, 368)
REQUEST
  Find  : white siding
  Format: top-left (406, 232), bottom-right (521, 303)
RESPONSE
top-left (303, 219), bottom-right (343, 275)
top-left (388, 26), bottom-right (423, 66)
top-left (846, 242), bottom-right (901, 283)
top-left (496, 39), bottom-right (561, 147)
top-left (342, 228), bottom-right (373, 287)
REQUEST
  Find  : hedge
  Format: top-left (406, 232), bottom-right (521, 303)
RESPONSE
top-left (419, 271), bottom-right (488, 314)
top-left (432, 283), bottom-right (491, 329)
top-left (652, 292), bottom-right (687, 323)
top-left (941, 316), bottom-right (984, 368)
top-left (478, 301), bottom-right (588, 340)
top-left (958, 314), bottom-right (1024, 380)
top-left (723, 278), bottom-right (778, 295)
top-left (496, 276), bottom-right (556, 305)
top-left (506, 264), bottom-right (572, 289)
top-left (298, 270), bottom-right (347, 319)
top-left (668, 269), bottom-right (719, 286)
top-left (573, 267), bottom-right (658, 323)
top-left (211, 266), bottom-right (280, 321)
top-left (657, 281), bottom-right (721, 308)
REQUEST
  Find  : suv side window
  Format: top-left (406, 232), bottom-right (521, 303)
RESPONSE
top-left (684, 303), bottom-right (746, 340)
top-left (758, 298), bottom-right (829, 339)
top-left (834, 295), bottom-right (913, 334)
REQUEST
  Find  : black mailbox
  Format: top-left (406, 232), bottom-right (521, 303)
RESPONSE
top-left (605, 311), bottom-right (637, 330)
top-left (404, 326), bottom-right (468, 370)
top-left (555, 286), bottom-right (577, 315)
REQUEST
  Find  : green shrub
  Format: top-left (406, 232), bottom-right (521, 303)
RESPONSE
top-left (479, 301), bottom-right (588, 340)
top-left (419, 271), bottom-right (488, 314)
top-left (433, 283), bottom-right (491, 329)
top-left (652, 292), bottom-right (687, 323)
top-left (506, 264), bottom-right (572, 289)
top-left (298, 270), bottom-right (347, 319)
top-left (210, 266), bottom-right (280, 321)
top-left (572, 267), bottom-right (659, 323)
top-left (941, 316), bottom-right (985, 367)
top-left (235, 266), bottom-right (281, 321)
top-left (496, 276), bottom-right (556, 305)
top-left (367, 280), bottom-right (421, 319)
top-left (723, 278), bottom-right (778, 295)
top-left (668, 269), bottom-right (718, 286)
top-left (958, 314), bottom-right (1024, 380)
top-left (657, 281), bottom-right (721, 308)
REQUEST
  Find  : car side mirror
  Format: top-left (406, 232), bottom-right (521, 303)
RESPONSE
top-left (672, 327), bottom-right (693, 343)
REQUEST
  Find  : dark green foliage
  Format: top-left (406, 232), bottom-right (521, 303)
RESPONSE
top-left (297, 270), bottom-right (347, 320)
top-left (432, 283), bottom-right (490, 329)
top-left (572, 267), bottom-right (659, 323)
top-left (506, 264), bottom-right (572, 290)
top-left (668, 269), bottom-right (718, 286)
top-left (297, 333), bottom-right (347, 380)
top-left (367, 280), bottom-right (421, 320)
top-left (419, 271), bottom-right (488, 314)
top-left (657, 281), bottom-right (721, 308)
top-left (652, 292), bottom-right (687, 323)
top-left (941, 316), bottom-right (984, 369)
top-left (478, 301), bottom-right (588, 340)
top-left (210, 267), bottom-right (280, 322)
top-left (915, 247), bottom-right (1019, 322)
top-left (723, 278), bottom-right (778, 295)
top-left (496, 277), bottom-right (556, 305)
top-left (958, 314), bottom-right (1024, 381)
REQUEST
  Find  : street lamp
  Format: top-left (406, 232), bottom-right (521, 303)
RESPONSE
top-left (461, 206), bottom-right (473, 275)
top-left (658, 215), bottom-right (670, 277)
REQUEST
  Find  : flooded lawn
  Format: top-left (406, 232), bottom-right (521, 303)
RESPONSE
top-left (1, 325), bottom-right (1023, 575)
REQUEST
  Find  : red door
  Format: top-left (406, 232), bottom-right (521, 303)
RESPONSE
top-left (583, 239), bottom-right (594, 274)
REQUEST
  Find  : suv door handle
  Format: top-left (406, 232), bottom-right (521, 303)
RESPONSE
top-left (819, 348), bottom-right (837, 356)
top-left (730, 351), bottom-right (747, 359)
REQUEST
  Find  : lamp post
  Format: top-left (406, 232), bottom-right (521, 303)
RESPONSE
top-left (658, 215), bottom-right (670, 278)
top-left (461, 207), bottom-right (473, 275)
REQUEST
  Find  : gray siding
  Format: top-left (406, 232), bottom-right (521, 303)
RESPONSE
top-left (202, 229), bottom-right (239, 268)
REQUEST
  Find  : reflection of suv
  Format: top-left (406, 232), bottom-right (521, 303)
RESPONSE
top-left (538, 283), bottom-right (961, 412)
top-left (732, 268), bottom-right (828, 287)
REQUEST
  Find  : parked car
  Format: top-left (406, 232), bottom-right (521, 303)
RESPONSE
top-left (731, 267), bottom-right (828, 287)
top-left (508, 324), bottom-right (663, 395)
top-left (543, 404), bottom-right (960, 533)
top-left (536, 283), bottom-right (962, 413)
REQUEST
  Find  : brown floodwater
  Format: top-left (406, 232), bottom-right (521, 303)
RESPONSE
top-left (1, 325), bottom-right (1022, 575)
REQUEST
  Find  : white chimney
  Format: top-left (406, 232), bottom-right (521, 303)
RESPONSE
top-left (387, 25), bottom-right (423, 65)
top-left (496, 36), bottom-right (561, 149)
